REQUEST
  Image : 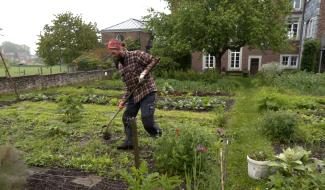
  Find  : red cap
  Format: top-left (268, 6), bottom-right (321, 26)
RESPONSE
top-left (107, 39), bottom-right (122, 49)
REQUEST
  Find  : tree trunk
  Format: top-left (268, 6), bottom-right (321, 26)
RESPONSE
top-left (214, 53), bottom-right (222, 73)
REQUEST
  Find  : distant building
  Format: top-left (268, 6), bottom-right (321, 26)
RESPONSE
top-left (101, 18), bottom-right (152, 52)
top-left (1, 46), bottom-right (31, 65)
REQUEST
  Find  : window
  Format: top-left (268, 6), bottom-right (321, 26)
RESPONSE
top-left (203, 54), bottom-right (215, 69)
top-left (228, 48), bottom-right (242, 70)
top-left (115, 34), bottom-right (124, 41)
top-left (292, 0), bottom-right (301, 9)
top-left (280, 55), bottom-right (299, 68)
top-left (306, 17), bottom-right (317, 39)
top-left (288, 22), bottom-right (299, 39)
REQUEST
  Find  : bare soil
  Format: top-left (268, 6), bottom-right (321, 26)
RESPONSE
top-left (25, 167), bottom-right (127, 190)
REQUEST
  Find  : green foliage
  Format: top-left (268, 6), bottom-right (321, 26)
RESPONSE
top-left (123, 37), bottom-right (141, 51)
top-left (257, 62), bottom-right (283, 85)
top-left (157, 69), bottom-right (221, 83)
top-left (260, 111), bottom-right (298, 143)
top-left (156, 77), bottom-right (239, 93)
top-left (0, 145), bottom-right (28, 190)
top-left (37, 12), bottom-right (100, 65)
top-left (257, 70), bottom-right (325, 96)
top-left (273, 72), bottom-right (325, 96)
top-left (120, 162), bottom-right (182, 190)
top-left (258, 91), bottom-right (320, 111)
top-left (146, 0), bottom-right (292, 70)
top-left (249, 151), bottom-right (270, 161)
top-left (69, 154), bottom-right (113, 176)
top-left (73, 47), bottom-right (112, 71)
top-left (267, 146), bottom-right (325, 190)
top-left (157, 97), bottom-right (227, 111)
top-left (57, 95), bottom-right (84, 123)
top-left (301, 39), bottom-right (321, 72)
top-left (154, 125), bottom-right (219, 176)
top-left (161, 81), bottom-right (175, 95)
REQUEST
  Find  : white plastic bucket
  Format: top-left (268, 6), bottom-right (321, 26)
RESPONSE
top-left (247, 155), bottom-right (270, 179)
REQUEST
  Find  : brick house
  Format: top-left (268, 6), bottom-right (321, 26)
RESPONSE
top-left (191, 0), bottom-right (325, 74)
top-left (101, 18), bottom-right (152, 52)
top-left (102, 1), bottom-right (325, 74)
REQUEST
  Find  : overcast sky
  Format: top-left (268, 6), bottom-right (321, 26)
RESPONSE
top-left (0, 0), bottom-right (169, 55)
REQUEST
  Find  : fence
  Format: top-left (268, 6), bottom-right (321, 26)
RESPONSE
top-left (0, 65), bottom-right (77, 77)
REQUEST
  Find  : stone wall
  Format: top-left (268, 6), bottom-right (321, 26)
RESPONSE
top-left (0, 69), bottom-right (113, 94)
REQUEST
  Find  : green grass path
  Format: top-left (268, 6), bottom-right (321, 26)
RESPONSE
top-left (225, 80), bottom-right (273, 189)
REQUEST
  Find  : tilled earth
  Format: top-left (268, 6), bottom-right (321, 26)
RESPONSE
top-left (25, 167), bottom-right (128, 190)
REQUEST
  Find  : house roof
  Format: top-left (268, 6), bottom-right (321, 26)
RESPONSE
top-left (101, 18), bottom-right (146, 32)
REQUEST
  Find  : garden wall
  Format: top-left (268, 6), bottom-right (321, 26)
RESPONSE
top-left (0, 69), bottom-right (113, 94)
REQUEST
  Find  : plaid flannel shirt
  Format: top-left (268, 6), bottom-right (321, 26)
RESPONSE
top-left (118, 50), bottom-right (159, 103)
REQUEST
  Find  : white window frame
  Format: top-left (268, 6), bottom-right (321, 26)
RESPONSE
top-left (248, 56), bottom-right (262, 72)
top-left (202, 54), bottom-right (216, 70)
top-left (306, 17), bottom-right (317, 39)
top-left (228, 48), bottom-right (242, 71)
top-left (280, 54), bottom-right (299, 69)
top-left (288, 22), bottom-right (299, 40)
top-left (292, 0), bottom-right (301, 10)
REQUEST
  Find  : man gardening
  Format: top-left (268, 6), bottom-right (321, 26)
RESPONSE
top-left (107, 39), bottom-right (162, 150)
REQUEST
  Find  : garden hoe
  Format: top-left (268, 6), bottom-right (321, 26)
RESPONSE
top-left (102, 81), bottom-right (143, 140)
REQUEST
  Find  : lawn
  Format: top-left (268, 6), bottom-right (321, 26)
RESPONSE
top-left (0, 65), bottom-right (69, 77)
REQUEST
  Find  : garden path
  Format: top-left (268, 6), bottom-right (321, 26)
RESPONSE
top-left (224, 81), bottom-right (273, 189)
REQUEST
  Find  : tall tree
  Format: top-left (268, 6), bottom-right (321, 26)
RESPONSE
top-left (37, 12), bottom-right (100, 65)
top-left (146, 0), bottom-right (292, 71)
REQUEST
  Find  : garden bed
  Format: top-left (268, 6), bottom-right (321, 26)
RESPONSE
top-left (25, 167), bottom-right (127, 190)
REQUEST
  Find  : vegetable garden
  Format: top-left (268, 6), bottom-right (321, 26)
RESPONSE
top-left (1, 71), bottom-right (325, 189)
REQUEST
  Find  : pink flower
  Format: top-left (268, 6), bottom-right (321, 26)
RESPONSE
top-left (176, 128), bottom-right (180, 137)
top-left (196, 144), bottom-right (208, 153)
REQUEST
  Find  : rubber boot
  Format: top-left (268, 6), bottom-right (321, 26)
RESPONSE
top-left (141, 116), bottom-right (162, 137)
top-left (117, 118), bottom-right (133, 150)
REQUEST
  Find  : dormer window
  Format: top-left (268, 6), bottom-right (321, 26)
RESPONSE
top-left (116, 34), bottom-right (124, 41)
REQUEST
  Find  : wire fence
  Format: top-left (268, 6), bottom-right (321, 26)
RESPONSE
top-left (0, 65), bottom-right (77, 77)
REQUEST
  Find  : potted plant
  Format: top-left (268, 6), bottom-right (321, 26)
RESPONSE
top-left (247, 151), bottom-right (270, 179)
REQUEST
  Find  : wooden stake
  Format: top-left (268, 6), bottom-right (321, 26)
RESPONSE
top-left (0, 52), bottom-right (20, 100)
top-left (220, 147), bottom-right (225, 190)
top-left (130, 117), bottom-right (140, 169)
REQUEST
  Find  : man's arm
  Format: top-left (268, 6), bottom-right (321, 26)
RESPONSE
top-left (119, 86), bottom-right (129, 108)
top-left (136, 51), bottom-right (159, 75)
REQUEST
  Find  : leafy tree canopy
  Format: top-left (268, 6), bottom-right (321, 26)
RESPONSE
top-left (146, 0), bottom-right (292, 71)
top-left (37, 12), bottom-right (100, 65)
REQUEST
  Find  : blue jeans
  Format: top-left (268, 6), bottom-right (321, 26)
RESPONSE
top-left (122, 92), bottom-right (161, 141)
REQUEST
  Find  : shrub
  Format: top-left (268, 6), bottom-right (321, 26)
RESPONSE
top-left (57, 95), bottom-right (84, 123)
top-left (260, 111), bottom-right (298, 143)
top-left (73, 48), bottom-right (112, 71)
top-left (0, 145), bottom-right (28, 190)
top-left (258, 62), bottom-right (283, 85)
top-left (301, 39), bottom-right (321, 72)
top-left (154, 125), bottom-right (219, 176)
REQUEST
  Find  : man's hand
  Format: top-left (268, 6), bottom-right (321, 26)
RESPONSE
top-left (139, 71), bottom-right (147, 83)
top-left (118, 100), bottom-right (125, 109)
